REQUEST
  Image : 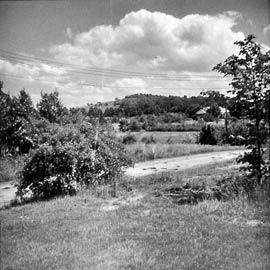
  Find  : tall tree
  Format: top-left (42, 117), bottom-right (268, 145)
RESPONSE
top-left (17, 89), bottom-right (34, 117)
top-left (213, 34), bottom-right (270, 182)
top-left (37, 91), bottom-right (66, 123)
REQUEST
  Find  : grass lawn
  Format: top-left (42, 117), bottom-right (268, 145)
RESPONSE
top-left (1, 162), bottom-right (269, 270)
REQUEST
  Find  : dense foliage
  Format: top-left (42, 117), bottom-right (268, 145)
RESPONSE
top-left (103, 91), bottom-right (231, 119)
top-left (199, 121), bottom-right (249, 146)
top-left (17, 123), bottom-right (132, 199)
top-left (0, 84), bottom-right (132, 200)
top-left (0, 84), bottom-right (37, 156)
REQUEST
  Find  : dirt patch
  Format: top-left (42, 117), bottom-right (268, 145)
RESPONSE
top-left (101, 193), bottom-right (145, 211)
top-left (0, 182), bottom-right (16, 209)
top-left (227, 217), bottom-right (269, 227)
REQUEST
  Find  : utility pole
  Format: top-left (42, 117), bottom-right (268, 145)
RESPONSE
top-left (267, 90), bottom-right (270, 161)
top-left (224, 99), bottom-right (229, 143)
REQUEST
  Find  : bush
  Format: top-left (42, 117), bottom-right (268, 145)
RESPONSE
top-left (119, 119), bottom-right (129, 132)
top-left (141, 135), bottom-right (156, 144)
top-left (157, 173), bottom-right (258, 205)
top-left (224, 121), bottom-right (249, 145)
top-left (122, 134), bottom-right (137, 144)
top-left (212, 174), bottom-right (256, 200)
top-left (129, 119), bottom-right (141, 132)
top-left (17, 123), bottom-right (132, 200)
top-left (199, 124), bottom-right (218, 145)
top-left (199, 122), bottom-right (249, 146)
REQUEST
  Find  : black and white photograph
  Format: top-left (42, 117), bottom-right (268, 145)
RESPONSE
top-left (0, 0), bottom-right (270, 269)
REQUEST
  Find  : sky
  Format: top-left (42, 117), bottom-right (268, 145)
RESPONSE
top-left (0, 0), bottom-right (269, 107)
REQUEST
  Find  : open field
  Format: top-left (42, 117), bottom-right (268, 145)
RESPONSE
top-left (126, 143), bottom-right (243, 162)
top-left (118, 131), bottom-right (243, 162)
top-left (133, 131), bottom-right (199, 144)
top-left (118, 131), bottom-right (199, 144)
top-left (1, 162), bottom-right (269, 270)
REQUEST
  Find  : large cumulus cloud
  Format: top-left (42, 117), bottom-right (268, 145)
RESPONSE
top-left (1, 10), bottom-right (244, 107)
top-left (50, 9), bottom-right (244, 72)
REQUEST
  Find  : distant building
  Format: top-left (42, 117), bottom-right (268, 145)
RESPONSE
top-left (195, 108), bottom-right (208, 118)
top-left (195, 106), bottom-right (229, 119)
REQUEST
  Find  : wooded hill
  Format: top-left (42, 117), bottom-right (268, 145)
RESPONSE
top-left (91, 92), bottom-right (242, 119)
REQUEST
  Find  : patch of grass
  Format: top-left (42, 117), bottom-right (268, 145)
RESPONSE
top-left (120, 131), bottom-right (200, 144)
top-left (126, 143), bottom-right (243, 162)
top-left (1, 162), bottom-right (269, 270)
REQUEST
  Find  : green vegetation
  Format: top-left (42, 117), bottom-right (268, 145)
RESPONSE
top-left (119, 131), bottom-right (242, 162)
top-left (125, 143), bottom-right (241, 162)
top-left (0, 85), bottom-right (131, 201)
top-left (213, 34), bottom-right (270, 182)
top-left (1, 162), bottom-right (269, 270)
top-left (135, 131), bottom-right (199, 144)
top-left (103, 91), bottom-right (229, 119)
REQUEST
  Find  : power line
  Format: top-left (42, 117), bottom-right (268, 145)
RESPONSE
top-left (0, 49), bottom-right (229, 81)
top-left (0, 72), bottom-right (231, 91)
top-left (0, 54), bottom-right (230, 82)
top-left (0, 48), bottom-right (223, 77)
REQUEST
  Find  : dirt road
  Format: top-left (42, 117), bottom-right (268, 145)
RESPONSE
top-left (124, 149), bottom-right (245, 177)
top-left (0, 181), bottom-right (17, 209)
top-left (0, 149), bottom-right (245, 208)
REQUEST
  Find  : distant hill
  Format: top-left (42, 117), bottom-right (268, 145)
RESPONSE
top-left (86, 92), bottom-right (230, 119)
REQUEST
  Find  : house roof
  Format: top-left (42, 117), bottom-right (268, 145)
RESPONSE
top-left (195, 106), bottom-right (229, 116)
top-left (195, 109), bottom-right (207, 115)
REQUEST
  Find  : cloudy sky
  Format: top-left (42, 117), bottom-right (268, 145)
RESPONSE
top-left (0, 0), bottom-right (269, 107)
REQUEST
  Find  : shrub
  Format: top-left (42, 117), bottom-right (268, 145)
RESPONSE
top-left (224, 120), bottom-right (249, 145)
top-left (119, 119), bottom-right (129, 132)
top-left (199, 124), bottom-right (218, 145)
top-left (129, 119), bottom-right (141, 132)
top-left (17, 123), bottom-right (132, 200)
top-left (122, 134), bottom-right (137, 144)
top-left (199, 122), bottom-right (248, 146)
top-left (141, 135), bottom-right (156, 144)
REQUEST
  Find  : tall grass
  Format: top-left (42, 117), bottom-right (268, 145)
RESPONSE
top-left (121, 131), bottom-right (199, 144)
top-left (126, 143), bottom-right (243, 162)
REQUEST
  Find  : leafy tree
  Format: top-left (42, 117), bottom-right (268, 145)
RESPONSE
top-left (119, 118), bottom-right (129, 132)
top-left (199, 124), bottom-right (218, 145)
top-left (227, 96), bottom-right (248, 118)
top-left (17, 89), bottom-right (35, 117)
top-left (213, 34), bottom-right (270, 182)
top-left (200, 90), bottom-right (228, 107)
top-left (0, 83), bottom-right (36, 155)
top-left (37, 91), bottom-right (66, 123)
top-left (206, 104), bottom-right (221, 118)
